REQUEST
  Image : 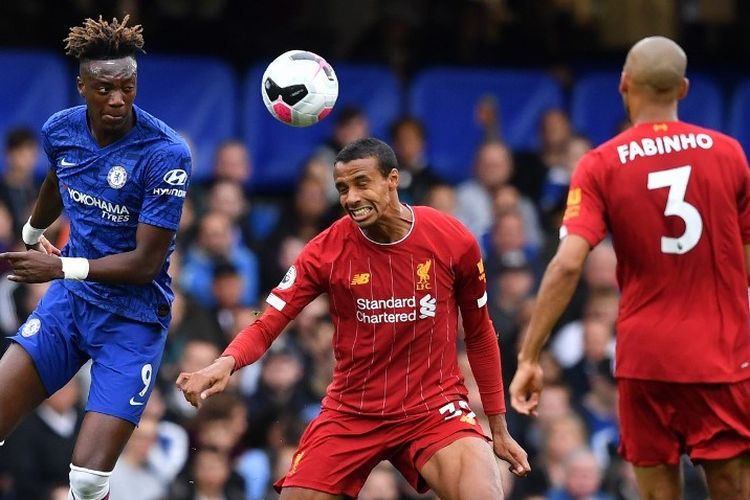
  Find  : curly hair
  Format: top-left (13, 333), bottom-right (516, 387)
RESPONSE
top-left (64, 15), bottom-right (144, 61)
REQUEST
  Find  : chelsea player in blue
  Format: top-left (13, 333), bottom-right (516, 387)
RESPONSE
top-left (0, 16), bottom-right (190, 500)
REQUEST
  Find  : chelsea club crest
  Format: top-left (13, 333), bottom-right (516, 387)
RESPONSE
top-left (107, 165), bottom-right (128, 189)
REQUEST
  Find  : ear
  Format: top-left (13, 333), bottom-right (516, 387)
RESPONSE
top-left (618, 71), bottom-right (628, 95)
top-left (76, 75), bottom-right (85, 98)
top-left (676, 77), bottom-right (689, 101)
top-left (388, 168), bottom-right (399, 190)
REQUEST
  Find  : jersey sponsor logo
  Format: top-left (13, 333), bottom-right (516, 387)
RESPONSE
top-left (416, 259), bottom-right (432, 290)
top-left (477, 259), bottom-right (486, 282)
top-left (278, 266), bottom-right (296, 290)
top-left (616, 133), bottom-right (713, 165)
top-left (60, 157), bottom-right (76, 167)
top-left (21, 318), bottom-right (41, 337)
top-left (351, 273), bottom-right (370, 285)
top-left (163, 169), bottom-right (188, 186)
top-left (563, 187), bottom-right (582, 220)
top-left (152, 187), bottom-right (187, 198)
top-left (66, 186), bottom-right (131, 222)
top-left (419, 294), bottom-right (436, 318)
top-left (106, 165), bottom-right (128, 189)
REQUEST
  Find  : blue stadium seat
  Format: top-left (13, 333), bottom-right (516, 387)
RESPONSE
top-left (728, 80), bottom-right (750, 155)
top-left (135, 55), bottom-right (239, 179)
top-left (243, 62), bottom-right (402, 191)
top-left (572, 72), bottom-right (724, 146)
top-left (408, 68), bottom-right (564, 183)
top-left (0, 50), bottom-right (70, 175)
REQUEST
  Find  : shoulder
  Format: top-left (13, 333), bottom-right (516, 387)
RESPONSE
top-left (42, 105), bottom-right (86, 138)
top-left (414, 205), bottom-right (476, 247)
top-left (135, 106), bottom-right (192, 160)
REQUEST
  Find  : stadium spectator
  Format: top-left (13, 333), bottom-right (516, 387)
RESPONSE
top-left (390, 116), bottom-right (442, 205)
top-left (109, 417), bottom-right (169, 500)
top-left (142, 388), bottom-right (189, 486)
top-left (485, 210), bottom-right (541, 279)
top-left (423, 182), bottom-right (457, 216)
top-left (180, 211), bottom-right (259, 308)
top-left (0, 127), bottom-right (40, 233)
top-left (456, 140), bottom-right (543, 248)
top-left (359, 462), bottom-right (400, 500)
top-left (168, 447), bottom-right (246, 500)
top-left (548, 448), bottom-right (614, 500)
top-left (164, 340), bottom-right (222, 421)
top-left (0, 377), bottom-right (82, 499)
top-left (212, 140), bottom-right (253, 187)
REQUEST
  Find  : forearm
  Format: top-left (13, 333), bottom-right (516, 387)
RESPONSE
top-left (222, 306), bottom-right (290, 369)
top-left (85, 250), bottom-right (163, 284)
top-left (463, 307), bottom-right (505, 415)
top-left (518, 256), bottom-right (583, 363)
top-left (29, 171), bottom-right (63, 229)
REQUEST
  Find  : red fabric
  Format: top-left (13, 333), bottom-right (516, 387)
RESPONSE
top-left (618, 378), bottom-right (750, 466)
top-left (273, 406), bottom-right (488, 497)
top-left (222, 307), bottom-right (290, 369)
top-left (256, 205), bottom-right (505, 417)
top-left (562, 121), bottom-right (750, 383)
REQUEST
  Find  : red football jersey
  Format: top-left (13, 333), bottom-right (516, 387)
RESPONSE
top-left (562, 121), bottom-right (750, 383)
top-left (265, 205), bottom-right (503, 416)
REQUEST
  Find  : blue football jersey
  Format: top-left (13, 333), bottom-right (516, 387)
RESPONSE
top-left (40, 105), bottom-right (191, 327)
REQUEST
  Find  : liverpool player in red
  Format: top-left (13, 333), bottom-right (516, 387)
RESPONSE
top-left (178, 138), bottom-right (529, 499)
top-left (510, 36), bottom-right (750, 498)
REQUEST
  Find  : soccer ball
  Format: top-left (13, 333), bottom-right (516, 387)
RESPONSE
top-left (261, 50), bottom-right (339, 127)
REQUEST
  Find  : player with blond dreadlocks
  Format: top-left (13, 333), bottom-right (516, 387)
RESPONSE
top-left (0, 15), bottom-right (191, 500)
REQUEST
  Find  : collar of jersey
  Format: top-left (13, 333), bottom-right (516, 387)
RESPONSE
top-left (356, 204), bottom-right (415, 246)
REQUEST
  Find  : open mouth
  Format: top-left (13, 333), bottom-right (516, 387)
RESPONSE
top-left (350, 206), bottom-right (373, 221)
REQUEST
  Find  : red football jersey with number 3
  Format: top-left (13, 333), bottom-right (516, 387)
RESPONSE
top-left (562, 121), bottom-right (750, 383)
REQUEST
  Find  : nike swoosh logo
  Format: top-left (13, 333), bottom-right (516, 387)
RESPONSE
top-left (60, 158), bottom-right (76, 166)
top-left (129, 397), bottom-right (145, 406)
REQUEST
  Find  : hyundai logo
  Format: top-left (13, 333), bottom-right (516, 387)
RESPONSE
top-left (163, 169), bottom-right (188, 186)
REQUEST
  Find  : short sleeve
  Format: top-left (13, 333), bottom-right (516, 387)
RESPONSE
top-left (266, 239), bottom-right (325, 319)
top-left (40, 121), bottom-right (56, 171)
top-left (454, 233), bottom-right (489, 312)
top-left (138, 141), bottom-right (192, 231)
top-left (560, 151), bottom-right (608, 247)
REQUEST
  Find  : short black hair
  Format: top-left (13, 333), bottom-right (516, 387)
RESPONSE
top-left (64, 15), bottom-right (144, 61)
top-left (335, 137), bottom-right (398, 178)
top-left (5, 127), bottom-right (37, 152)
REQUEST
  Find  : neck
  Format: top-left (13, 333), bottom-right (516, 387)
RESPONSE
top-left (362, 203), bottom-right (412, 243)
top-left (88, 111), bottom-right (135, 148)
top-left (630, 101), bottom-right (679, 126)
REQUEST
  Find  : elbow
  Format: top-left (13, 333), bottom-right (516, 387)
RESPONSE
top-left (550, 252), bottom-right (585, 278)
top-left (134, 261), bottom-right (162, 284)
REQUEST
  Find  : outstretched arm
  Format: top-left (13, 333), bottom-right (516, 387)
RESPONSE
top-left (176, 306), bottom-right (291, 407)
top-left (510, 234), bottom-right (590, 415)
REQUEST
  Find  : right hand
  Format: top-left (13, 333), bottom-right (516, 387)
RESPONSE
top-left (509, 360), bottom-right (544, 417)
top-left (176, 356), bottom-right (236, 408)
top-left (25, 235), bottom-right (62, 256)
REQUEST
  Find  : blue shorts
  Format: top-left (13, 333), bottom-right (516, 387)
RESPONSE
top-left (11, 281), bottom-right (167, 425)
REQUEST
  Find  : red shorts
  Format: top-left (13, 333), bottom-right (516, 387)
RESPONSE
top-left (273, 401), bottom-right (489, 498)
top-left (618, 378), bottom-right (750, 466)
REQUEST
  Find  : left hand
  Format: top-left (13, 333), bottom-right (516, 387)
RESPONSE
top-left (488, 414), bottom-right (531, 477)
top-left (0, 251), bottom-right (64, 283)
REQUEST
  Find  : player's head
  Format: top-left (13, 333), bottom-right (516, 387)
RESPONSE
top-left (334, 137), bottom-right (400, 228)
top-left (65, 15), bottom-right (144, 134)
top-left (619, 36), bottom-right (688, 121)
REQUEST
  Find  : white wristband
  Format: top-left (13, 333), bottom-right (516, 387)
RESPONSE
top-left (60, 257), bottom-right (89, 280)
top-left (22, 217), bottom-right (46, 246)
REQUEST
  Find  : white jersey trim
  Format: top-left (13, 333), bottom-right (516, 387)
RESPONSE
top-left (266, 292), bottom-right (286, 311)
top-left (477, 291), bottom-right (488, 308)
top-left (357, 204), bottom-right (415, 246)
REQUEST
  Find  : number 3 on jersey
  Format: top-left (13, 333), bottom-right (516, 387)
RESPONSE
top-left (647, 165), bottom-right (703, 254)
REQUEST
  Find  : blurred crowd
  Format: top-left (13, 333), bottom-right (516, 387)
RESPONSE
top-left (0, 105), bottom-right (712, 500)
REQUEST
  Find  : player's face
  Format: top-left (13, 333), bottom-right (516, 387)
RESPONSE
top-left (77, 57), bottom-right (137, 135)
top-left (334, 157), bottom-right (398, 227)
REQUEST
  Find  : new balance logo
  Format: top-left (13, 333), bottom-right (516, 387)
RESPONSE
top-left (351, 273), bottom-right (370, 285)
top-left (419, 294), bottom-right (436, 319)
